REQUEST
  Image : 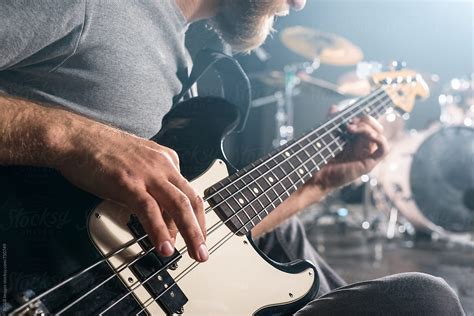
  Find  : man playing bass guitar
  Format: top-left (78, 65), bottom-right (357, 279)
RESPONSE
top-left (0, 0), bottom-right (464, 314)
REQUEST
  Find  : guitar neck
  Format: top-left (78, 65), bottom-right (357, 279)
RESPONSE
top-left (207, 87), bottom-right (394, 235)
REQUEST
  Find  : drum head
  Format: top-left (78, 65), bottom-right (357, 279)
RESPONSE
top-left (410, 126), bottom-right (474, 232)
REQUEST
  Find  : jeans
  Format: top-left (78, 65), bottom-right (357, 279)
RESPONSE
top-left (255, 217), bottom-right (465, 316)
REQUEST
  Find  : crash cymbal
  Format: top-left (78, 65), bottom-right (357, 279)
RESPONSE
top-left (281, 26), bottom-right (364, 66)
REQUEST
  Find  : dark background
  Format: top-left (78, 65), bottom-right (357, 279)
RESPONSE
top-left (186, 0), bottom-right (473, 167)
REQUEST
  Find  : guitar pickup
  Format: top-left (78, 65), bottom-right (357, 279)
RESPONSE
top-left (127, 215), bottom-right (182, 266)
top-left (130, 252), bottom-right (187, 314)
top-left (127, 215), bottom-right (188, 314)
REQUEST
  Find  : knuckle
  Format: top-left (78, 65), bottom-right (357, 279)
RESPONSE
top-left (115, 169), bottom-right (137, 190)
top-left (159, 146), bottom-right (179, 161)
top-left (195, 194), bottom-right (204, 208)
top-left (135, 196), bottom-right (156, 213)
top-left (158, 151), bottom-right (178, 169)
top-left (176, 194), bottom-right (191, 209)
top-left (168, 148), bottom-right (179, 162)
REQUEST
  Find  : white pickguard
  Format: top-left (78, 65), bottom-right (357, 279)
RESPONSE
top-left (88, 160), bottom-right (316, 315)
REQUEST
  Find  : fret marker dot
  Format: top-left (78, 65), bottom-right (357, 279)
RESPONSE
top-left (269, 177), bottom-right (274, 183)
top-left (365, 107), bottom-right (371, 113)
top-left (253, 188), bottom-right (259, 194)
top-left (285, 151), bottom-right (291, 157)
top-left (316, 142), bottom-right (322, 148)
top-left (299, 169), bottom-right (304, 175)
top-left (238, 198), bottom-right (245, 204)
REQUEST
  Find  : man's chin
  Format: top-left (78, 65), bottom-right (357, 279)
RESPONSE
top-left (213, 17), bottom-right (274, 53)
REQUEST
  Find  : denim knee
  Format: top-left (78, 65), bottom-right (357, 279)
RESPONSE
top-left (394, 272), bottom-right (464, 315)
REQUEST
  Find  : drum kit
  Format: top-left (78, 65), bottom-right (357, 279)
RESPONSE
top-left (371, 75), bottom-right (474, 246)
top-left (250, 26), bottom-right (474, 245)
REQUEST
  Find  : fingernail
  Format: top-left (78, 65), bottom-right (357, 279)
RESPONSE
top-left (159, 241), bottom-right (174, 257)
top-left (197, 243), bottom-right (209, 262)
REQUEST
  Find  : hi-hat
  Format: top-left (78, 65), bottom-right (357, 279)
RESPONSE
top-left (281, 26), bottom-right (364, 66)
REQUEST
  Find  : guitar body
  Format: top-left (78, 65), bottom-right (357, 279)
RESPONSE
top-left (1, 97), bottom-right (318, 315)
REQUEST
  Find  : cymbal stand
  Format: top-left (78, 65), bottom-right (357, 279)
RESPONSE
top-left (273, 60), bottom-right (320, 147)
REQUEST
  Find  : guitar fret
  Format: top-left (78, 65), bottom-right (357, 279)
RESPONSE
top-left (281, 175), bottom-right (297, 192)
top-left (233, 183), bottom-right (259, 226)
top-left (313, 139), bottom-right (327, 164)
top-left (248, 165), bottom-right (273, 209)
top-left (287, 171), bottom-right (302, 188)
top-left (226, 185), bottom-right (255, 231)
top-left (250, 169), bottom-right (270, 216)
top-left (274, 182), bottom-right (286, 202)
top-left (288, 155), bottom-right (309, 184)
top-left (248, 200), bottom-right (262, 221)
top-left (224, 197), bottom-right (246, 228)
top-left (267, 186), bottom-right (279, 208)
top-left (244, 173), bottom-right (266, 222)
top-left (319, 129), bottom-right (336, 158)
top-left (333, 134), bottom-right (344, 151)
top-left (301, 144), bottom-right (318, 171)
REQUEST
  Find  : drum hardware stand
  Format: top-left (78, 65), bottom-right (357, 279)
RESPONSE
top-left (386, 206), bottom-right (400, 239)
top-left (273, 60), bottom-right (320, 147)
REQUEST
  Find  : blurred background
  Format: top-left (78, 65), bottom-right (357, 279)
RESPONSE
top-left (186, 0), bottom-right (473, 314)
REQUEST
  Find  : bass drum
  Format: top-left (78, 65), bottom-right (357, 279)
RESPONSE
top-left (373, 125), bottom-right (474, 234)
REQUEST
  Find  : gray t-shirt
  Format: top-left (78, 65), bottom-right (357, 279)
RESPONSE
top-left (0, 0), bottom-right (190, 138)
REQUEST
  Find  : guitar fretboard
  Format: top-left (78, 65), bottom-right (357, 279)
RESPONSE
top-left (206, 88), bottom-right (393, 235)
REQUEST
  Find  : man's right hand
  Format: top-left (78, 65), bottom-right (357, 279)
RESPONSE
top-left (57, 123), bottom-right (208, 262)
top-left (0, 95), bottom-right (208, 262)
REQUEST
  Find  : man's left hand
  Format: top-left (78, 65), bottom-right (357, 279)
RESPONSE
top-left (307, 115), bottom-right (389, 191)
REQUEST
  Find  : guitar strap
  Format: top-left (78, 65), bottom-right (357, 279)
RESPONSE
top-left (173, 49), bottom-right (251, 133)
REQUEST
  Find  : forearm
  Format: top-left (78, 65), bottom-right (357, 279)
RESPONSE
top-left (0, 94), bottom-right (101, 168)
top-left (251, 182), bottom-right (332, 238)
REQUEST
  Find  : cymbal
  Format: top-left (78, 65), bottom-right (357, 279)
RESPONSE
top-left (337, 71), bottom-right (371, 96)
top-left (249, 70), bottom-right (342, 95)
top-left (281, 26), bottom-right (364, 66)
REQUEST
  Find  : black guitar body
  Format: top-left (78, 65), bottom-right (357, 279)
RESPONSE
top-left (0, 96), bottom-right (318, 315)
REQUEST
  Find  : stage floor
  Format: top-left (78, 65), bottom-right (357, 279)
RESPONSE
top-left (300, 205), bottom-right (474, 315)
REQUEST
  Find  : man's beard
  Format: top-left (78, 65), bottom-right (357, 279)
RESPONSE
top-left (211, 0), bottom-right (282, 53)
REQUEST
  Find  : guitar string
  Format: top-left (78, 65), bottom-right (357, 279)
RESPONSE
top-left (134, 97), bottom-right (392, 316)
top-left (11, 90), bottom-right (390, 315)
top-left (96, 99), bottom-right (391, 315)
top-left (63, 98), bottom-right (390, 315)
